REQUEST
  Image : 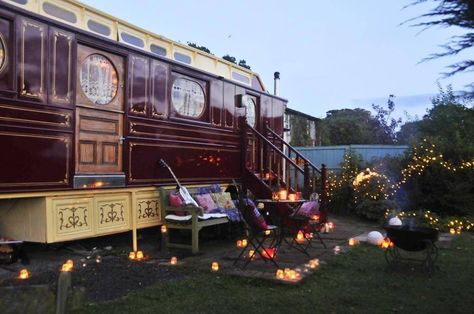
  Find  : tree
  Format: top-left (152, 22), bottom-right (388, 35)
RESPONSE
top-left (222, 54), bottom-right (236, 64)
top-left (238, 59), bottom-right (251, 70)
top-left (187, 42), bottom-right (212, 54)
top-left (318, 108), bottom-right (394, 145)
top-left (372, 95), bottom-right (402, 143)
top-left (289, 115), bottom-right (311, 146)
top-left (408, 0), bottom-right (474, 96)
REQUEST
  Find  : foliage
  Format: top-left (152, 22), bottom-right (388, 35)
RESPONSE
top-left (222, 54), bottom-right (236, 63)
top-left (76, 236), bottom-right (474, 314)
top-left (187, 42), bottom-right (212, 54)
top-left (289, 115), bottom-right (312, 146)
top-left (318, 108), bottom-right (395, 145)
top-left (238, 59), bottom-right (251, 70)
top-left (355, 199), bottom-right (398, 221)
top-left (371, 95), bottom-right (402, 143)
top-left (408, 0), bottom-right (474, 96)
top-left (222, 55), bottom-right (251, 69)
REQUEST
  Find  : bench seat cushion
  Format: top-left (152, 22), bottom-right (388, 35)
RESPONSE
top-left (165, 213), bottom-right (228, 223)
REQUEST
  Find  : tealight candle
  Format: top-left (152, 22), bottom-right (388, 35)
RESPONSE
top-left (296, 230), bottom-right (305, 243)
top-left (309, 258), bottom-right (319, 269)
top-left (170, 256), bottom-right (177, 265)
top-left (161, 225), bottom-right (168, 233)
top-left (241, 239), bottom-right (248, 247)
top-left (288, 193), bottom-right (296, 202)
top-left (136, 251), bottom-right (144, 259)
top-left (211, 261), bottom-right (219, 271)
top-left (348, 238), bottom-right (359, 246)
top-left (278, 189), bottom-right (287, 200)
top-left (276, 269), bottom-right (284, 279)
top-left (18, 269), bottom-right (30, 280)
top-left (129, 251), bottom-right (136, 260)
top-left (236, 240), bottom-right (242, 248)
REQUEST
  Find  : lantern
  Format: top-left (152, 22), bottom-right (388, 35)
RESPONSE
top-left (278, 189), bottom-right (288, 200)
top-left (211, 262), bottom-right (219, 271)
top-left (311, 214), bottom-right (320, 222)
top-left (170, 256), bottom-right (177, 265)
top-left (128, 251), bottom-right (136, 260)
top-left (388, 217), bottom-right (402, 226)
top-left (276, 269), bottom-right (284, 279)
top-left (272, 192), bottom-right (279, 201)
top-left (348, 238), bottom-right (359, 246)
top-left (449, 228), bottom-right (456, 235)
top-left (18, 269), bottom-right (30, 280)
top-left (380, 238), bottom-right (393, 249)
top-left (136, 251), bottom-right (144, 260)
top-left (248, 249), bottom-right (255, 259)
top-left (236, 240), bottom-right (242, 248)
top-left (296, 230), bottom-right (305, 243)
top-left (241, 239), bottom-right (248, 247)
top-left (309, 258), bottom-right (319, 269)
top-left (161, 225), bottom-right (168, 233)
top-left (288, 193), bottom-right (296, 202)
top-left (61, 259), bottom-right (74, 272)
top-left (367, 231), bottom-right (384, 245)
top-left (264, 230), bottom-right (272, 236)
top-left (288, 270), bottom-right (297, 280)
top-left (334, 245), bottom-right (341, 255)
top-left (261, 247), bottom-right (276, 259)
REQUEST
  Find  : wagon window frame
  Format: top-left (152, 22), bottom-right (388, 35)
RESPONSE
top-left (170, 76), bottom-right (207, 120)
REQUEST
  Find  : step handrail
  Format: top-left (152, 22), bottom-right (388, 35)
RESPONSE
top-left (244, 122), bottom-right (304, 173)
top-left (265, 123), bottom-right (321, 173)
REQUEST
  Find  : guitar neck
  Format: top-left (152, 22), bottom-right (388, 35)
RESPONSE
top-left (163, 163), bottom-right (183, 189)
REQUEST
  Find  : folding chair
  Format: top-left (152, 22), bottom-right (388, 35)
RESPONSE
top-left (231, 185), bottom-right (280, 269)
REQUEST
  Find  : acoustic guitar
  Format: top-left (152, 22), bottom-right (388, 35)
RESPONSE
top-left (159, 159), bottom-right (198, 207)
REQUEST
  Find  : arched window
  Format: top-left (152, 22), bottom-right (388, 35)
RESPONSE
top-left (242, 95), bottom-right (256, 127)
top-left (171, 78), bottom-right (205, 118)
top-left (0, 35), bottom-right (6, 72)
top-left (80, 54), bottom-right (118, 105)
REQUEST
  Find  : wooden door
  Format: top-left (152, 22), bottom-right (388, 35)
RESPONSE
top-left (75, 44), bottom-right (125, 174)
top-left (76, 107), bottom-right (123, 173)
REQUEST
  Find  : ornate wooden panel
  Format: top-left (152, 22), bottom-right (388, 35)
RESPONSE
top-left (260, 95), bottom-right (273, 131)
top-left (95, 194), bottom-right (130, 234)
top-left (272, 98), bottom-right (284, 136)
top-left (49, 27), bottom-right (75, 107)
top-left (18, 17), bottom-right (47, 102)
top-left (128, 54), bottom-right (148, 116)
top-left (0, 16), bottom-right (13, 93)
top-left (136, 191), bottom-right (161, 228)
top-left (0, 104), bottom-right (71, 130)
top-left (76, 107), bottom-right (123, 173)
top-left (210, 79), bottom-right (223, 126)
top-left (223, 82), bottom-right (234, 128)
top-left (150, 60), bottom-right (168, 118)
top-left (51, 197), bottom-right (93, 241)
top-left (0, 130), bottom-right (70, 188)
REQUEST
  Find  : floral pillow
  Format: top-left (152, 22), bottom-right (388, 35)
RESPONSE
top-left (297, 201), bottom-right (320, 218)
top-left (194, 193), bottom-right (218, 213)
top-left (211, 192), bottom-right (236, 210)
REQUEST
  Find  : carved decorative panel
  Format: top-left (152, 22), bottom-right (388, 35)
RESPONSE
top-left (0, 17), bottom-right (13, 92)
top-left (136, 191), bottom-right (161, 228)
top-left (49, 27), bottom-right (74, 107)
top-left (129, 54), bottom-right (148, 115)
top-left (52, 197), bottom-right (93, 241)
top-left (96, 195), bottom-right (130, 234)
top-left (18, 18), bottom-right (47, 102)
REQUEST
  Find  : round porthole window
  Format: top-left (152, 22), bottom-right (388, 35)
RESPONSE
top-left (80, 54), bottom-right (118, 105)
top-left (0, 36), bottom-right (6, 72)
top-left (242, 95), bottom-right (256, 127)
top-left (171, 78), bottom-right (205, 118)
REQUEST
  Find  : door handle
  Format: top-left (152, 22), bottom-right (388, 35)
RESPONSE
top-left (119, 136), bottom-right (126, 144)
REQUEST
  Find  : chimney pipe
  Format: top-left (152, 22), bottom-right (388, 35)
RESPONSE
top-left (273, 71), bottom-right (280, 96)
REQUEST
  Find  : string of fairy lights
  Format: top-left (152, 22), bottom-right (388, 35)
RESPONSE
top-left (325, 139), bottom-right (474, 233)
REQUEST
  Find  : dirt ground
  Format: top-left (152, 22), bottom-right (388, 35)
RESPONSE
top-left (0, 228), bottom-right (193, 302)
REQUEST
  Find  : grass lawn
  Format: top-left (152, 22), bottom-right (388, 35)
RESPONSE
top-left (74, 236), bottom-right (474, 314)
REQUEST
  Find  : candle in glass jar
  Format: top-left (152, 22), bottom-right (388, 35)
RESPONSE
top-left (288, 193), bottom-right (296, 202)
top-left (278, 189), bottom-right (288, 200)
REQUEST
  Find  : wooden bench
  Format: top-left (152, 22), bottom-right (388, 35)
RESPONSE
top-left (159, 187), bottom-right (229, 254)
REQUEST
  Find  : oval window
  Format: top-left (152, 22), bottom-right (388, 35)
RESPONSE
top-left (0, 36), bottom-right (5, 72)
top-left (80, 54), bottom-right (118, 105)
top-left (171, 78), bottom-right (205, 118)
top-left (242, 95), bottom-right (256, 127)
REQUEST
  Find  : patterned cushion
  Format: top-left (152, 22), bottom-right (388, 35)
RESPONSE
top-left (297, 201), bottom-right (320, 218)
top-left (242, 200), bottom-right (268, 230)
top-left (169, 192), bottom-right (183, 207)
top-left (211, 192), bottom-right (236, 209)
top-left (194, 193), bottom-right (218, 213)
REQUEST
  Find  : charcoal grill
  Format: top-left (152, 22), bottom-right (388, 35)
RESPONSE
top-left (384, 225), bottom-right (439, 274)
